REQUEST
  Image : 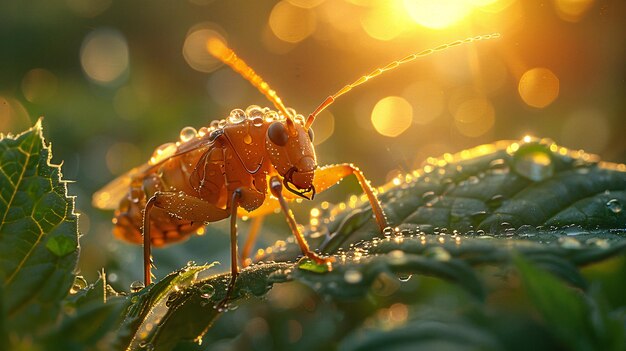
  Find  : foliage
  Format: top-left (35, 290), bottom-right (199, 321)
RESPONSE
top-left (1, 123), bottom-right (626, 350)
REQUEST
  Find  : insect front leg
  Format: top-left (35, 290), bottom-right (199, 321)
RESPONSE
top-left (142, 191), bottom-right (229, 285)
top-left (269, 176), bottom-right (335, 266)
top-left (313, 163), bottom-right (388, 231)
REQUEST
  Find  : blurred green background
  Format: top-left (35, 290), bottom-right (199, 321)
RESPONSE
top-left (1, 0), bottom-right (625, 288)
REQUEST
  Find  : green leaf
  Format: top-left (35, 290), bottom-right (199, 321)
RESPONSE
top-left (514, 255), bottom-right (599, 351)
top-left (42, 273), bottom-right (125, 350)
top-left (0, 119), bottom-right (79, 335)
top-left (119, 138), bottom-right (626, 350)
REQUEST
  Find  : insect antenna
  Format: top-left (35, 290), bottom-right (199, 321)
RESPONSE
top-left (206, 37), bottom-right (295, 127)
top-left (305, 33), bottom-right (501, 129)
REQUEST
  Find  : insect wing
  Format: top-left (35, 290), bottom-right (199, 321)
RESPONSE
top-left (92, 137), bottom-right (212, 210)
top-left (92, 163), bottom-right (152, 210)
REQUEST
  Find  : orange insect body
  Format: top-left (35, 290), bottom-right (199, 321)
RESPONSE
top-left (93, 33), bottom-right (499, 293)
top-left (106, 106), bottom-right (317, 247)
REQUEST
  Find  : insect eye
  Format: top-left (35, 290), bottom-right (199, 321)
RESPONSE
top-left (268, 122), bottom-right (289, 146)
top-left (307, 128), bottom-right (314, 142)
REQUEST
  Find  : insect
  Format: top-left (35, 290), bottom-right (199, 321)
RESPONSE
top-left (93, 33), bottom-right (499, 295)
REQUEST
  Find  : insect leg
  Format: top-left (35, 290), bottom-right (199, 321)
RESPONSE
top-left (269, 176), bottom-right (334, 265)
top-left (221, 189), bottom-right (243, 308)
top-left (313, 163), bottom-right (388, 231)
top-left (142, 191), bottom-right (230, 285)
top-left (241, 215), bottom-right (265, 267)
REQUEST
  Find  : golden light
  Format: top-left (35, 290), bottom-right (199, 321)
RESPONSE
top-left (561, 108), bottom-right (610, 153)
top-left (403, 80), bottom-right (444, 125)
top-left (0, 96), bottom-right (31, 133)
top-left (360, 0), bottom-right (412, 41)
top-left (21, 68), bottom-right (58, 103)
top-left (286, 0), bottom-right (325, 9)
top-left (553, 0), bottom-right (595, 22)
top-left (453, 97), bottom-right (495, 137)
top-left (80, 28), bottom-right (129, 85)
top-left (312, 110), bottom-right (335, 145)
top-left (404, 0), bottom-right (473, 29)
top-left (269, 1), bottom-right (316, 43)
top-left (183, 23), bottom-right (226, 73)
top-left (518, 67), bottom-right (560, 108)
top-left (65, 0), bottom-right (111, 18)
top-left (371, 96), bottom-right (413, 137)
top-left (105, 142), bottom-right (142, 175)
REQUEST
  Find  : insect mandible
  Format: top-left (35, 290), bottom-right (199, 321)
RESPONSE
top-left (92, 33), bottom-right (500, 294)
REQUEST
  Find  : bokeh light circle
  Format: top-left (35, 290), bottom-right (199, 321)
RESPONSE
top-left (518, 67), bottom-right (560, 108)
top-left (183, 24), bottom-right (227, 73)
top-left (269, 1), bottom-right (316, 43)
top-left (371, 96), bottom-right (413, 137)
top-left (80, 28), bottom-right (129, 85)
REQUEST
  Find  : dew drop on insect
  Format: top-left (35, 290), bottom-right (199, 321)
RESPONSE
top-left (286, 107), bottom-right (297, 118)
top-left (199, 283), bottom-right (215, 299)
top-left (246, 105), bottom-right (264, 118)
top-left (243, 134), bottom-right (252, 144)
top-left (130, 280), bottom-right (145, 293)
top-left (251, 117), bottom-right (264, 127)
top-left (210, 120), bottom-right (220, 129)
top-left (150, 142), bottom-right (177, 164)
top-left (294, 114), bottom-right (306, 126)
top-left (607, 199), bottom-right (623, 213)
top-left (179, 126), bottom-right (197, 142)
top-left (228, 109), bottom-right (246, 124)
top-left (344, 269), bottom-right (362, 284)
top-left (264, 111), bottom-right (278, 122)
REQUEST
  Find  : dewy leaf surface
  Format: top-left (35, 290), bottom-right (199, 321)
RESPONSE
top-left (119, 137), bottom-right (626, 350)
top-left (0, 119), bottom-right (79, 334)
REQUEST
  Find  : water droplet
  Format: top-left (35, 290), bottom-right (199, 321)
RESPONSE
top-left (294, 114), bottom-right (306, 126)
top-left (421, 191), bottom-right (436, 203)
top-left (397, 274), bottom-right (412, 282)
top-left (382, 227), bottom-right (394, 238)
top-left (251, 117), bottom-right (264, 127)
top-left (179, 126), bottom-right (198, 142)
top-left (516, 224), bottom-right (537, 237)
top-left (344, 269), bottom-right (362, 284)
top-left (166, 291), bottom-right (180, 307)
top-left (513, 149), bottom-right (554, 181)
top-left (130, 280), bottom-right (145, 293)
top-left (264, 111), bottom-right (278, 122)
top-left (424, 247), bottom-right (451, 261)
top-left (607, 199), bottom-right (622, 213)
top-left (486, 195), bottom-right (505, 209)
top-left (558, 236), bottom-right (581, 249)
top-left (243, 134), bottom-right (252, 144)
top-left (150, 142), bottom-right (177, 164)
top-left (467, 176), bottom-right (479, 184)
top-left (199, 283), bottom-right (215, 299)
top-left (70, 275), bottom-right (88, 294)
top-left (245, 105), bottom-right (263, 118)
top-left (488, 158), bottom-right (510, 174)
top-left (228, 109), bottom-right (246, 124)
